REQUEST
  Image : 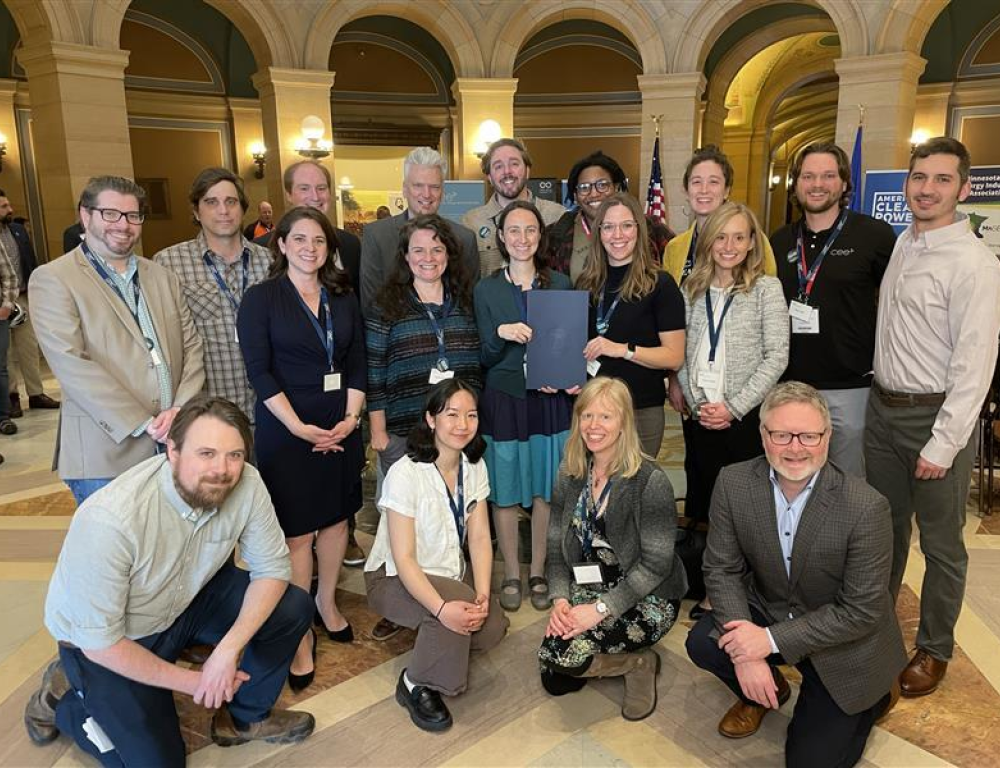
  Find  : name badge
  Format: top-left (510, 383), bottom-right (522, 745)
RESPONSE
top-left (586, 359), bottom-right (601, 377)
top-left (572, 563), bottom-right (604, 585)
top-left (698, 368), bottom-right (722, 390)
top-left (791, 307), bottom-right (820, 335)
top-left (788, 300), bottom-right (813, 322)
top-left (429, 368), bottom-right (455, 384)
top-left (323, 372), bottom-right (342, 392)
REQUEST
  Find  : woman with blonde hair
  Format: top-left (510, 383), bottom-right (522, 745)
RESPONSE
top-left (538, 377), bottom-right (686, 721)
top-left (578, 193), bottom-right (685, 457)
top-left (671, 201), bottom-right (788, 618)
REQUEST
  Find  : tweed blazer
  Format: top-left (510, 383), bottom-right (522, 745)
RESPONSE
top-left (547, 459), bottom-right (688, 618)
top-left (359, 212), bottom-right (479, 314)
top-left (28, 247), bottom-right (205, 479)
top-left (704, 456), bottom-right (906, 715)
top-left (678, 275), bottom-right (789, 419)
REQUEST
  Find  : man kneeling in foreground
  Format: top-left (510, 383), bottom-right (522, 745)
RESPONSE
top-left (25, 395), bottom-right (315, 765)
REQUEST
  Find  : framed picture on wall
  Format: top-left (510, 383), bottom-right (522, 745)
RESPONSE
top-left (136, 177), bottom-right (171, 220)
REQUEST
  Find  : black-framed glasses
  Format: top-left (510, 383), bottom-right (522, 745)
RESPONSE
top-left (576, 179), bottom-right (614, 196)
top-left (88, 207), bottom-right (145, 225)
top-left (762, 427), bottom-right (826, 447)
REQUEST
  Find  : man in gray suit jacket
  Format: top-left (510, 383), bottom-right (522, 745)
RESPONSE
top-left (30, 176), bottom-right (205, 505)
top-left (359, 146), bottom-right (478, 314)
top-left (686, 381), bottom-right (904, 768)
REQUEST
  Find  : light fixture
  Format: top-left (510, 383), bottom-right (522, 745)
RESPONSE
top-left (0, 132), bottom-right (7, 172)
top-left (296, 115), bottom-right (333, 159)
top-left (474, 119), bottom-right (503, 157)
top-left (338, 175), bottom-right (353, 190)
top-left (249, 141), bottom-right (266, 179)
top-left (909, 129), bottom-right (930, 151)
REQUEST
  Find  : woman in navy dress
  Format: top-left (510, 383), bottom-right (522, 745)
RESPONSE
top-left (238, 206), bottom-right (366, 691)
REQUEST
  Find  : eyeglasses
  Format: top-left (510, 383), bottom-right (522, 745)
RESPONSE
top-left (599, 220), bottom-right (637, 236)
top-left (576, 179), bottom-right (614, 196)
top-left (88, 207), bottom-right (146, 225)
top-left (762, 428), bottom-right (827, 447)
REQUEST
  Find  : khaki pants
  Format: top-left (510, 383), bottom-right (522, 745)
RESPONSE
top-left (9, 291), bottom-right (44, 396)
top-left (365, 565), bottom-right (508, 695)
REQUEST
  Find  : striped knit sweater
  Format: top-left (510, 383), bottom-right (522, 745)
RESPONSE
top-left (365, 300), bottom-right (482, 436)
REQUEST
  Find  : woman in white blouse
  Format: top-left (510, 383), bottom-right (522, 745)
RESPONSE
top-left (364, 379), bottom-right (509, 732)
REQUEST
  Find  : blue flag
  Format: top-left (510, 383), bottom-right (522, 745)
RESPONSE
top-left (849, 125), bottom-right (863, 212)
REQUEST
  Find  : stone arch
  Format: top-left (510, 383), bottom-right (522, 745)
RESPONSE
top-left (490, 0), bottom-right (667, 78)
top-left (203, 0), bottom-right (289, 69)
top-left (876, 0), bottom-right (949, 55)
top-left (673, 0), bottom-right (868, 75)
top-left (305, 0), bottom-right (482, 77)
top-left (751, 62), bottom-right (837, 136)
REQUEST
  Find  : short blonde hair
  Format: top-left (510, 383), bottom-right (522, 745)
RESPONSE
top-left (684, 202), bottom-right (765, 300)
top-left (759, 381), bottom-right (832, 432)
top-left (562, 377), bottom-right (646, 479)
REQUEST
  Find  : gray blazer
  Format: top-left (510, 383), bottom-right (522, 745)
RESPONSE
top-left (547, 459), bottom-right (688, 618)
top-left (704, 456), bottom-right (906, 715)
top-left (359, 211), bottom-right (480, 314)
top-left (678, 275), bottom-right (789, 419)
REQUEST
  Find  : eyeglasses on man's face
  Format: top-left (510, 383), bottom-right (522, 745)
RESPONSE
top-left (762, 427), bottom-right (826, 447)
top-left (576, 179), bottom-right (614, 196)
top-left (88, 207), bottom-right (146, 225)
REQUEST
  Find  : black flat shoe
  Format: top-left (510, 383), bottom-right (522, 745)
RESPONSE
top-left (288, 628), bottom-right (317, 693)
top-left (315, 607), bottom-right (354, 643)
top-left (395, 669), bottom-right (452, 732)
top-left (688, 603), bottom-right (709, 621)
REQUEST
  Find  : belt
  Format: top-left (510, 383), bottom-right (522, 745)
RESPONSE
top-left (873, 381), bottom-right (946, 408)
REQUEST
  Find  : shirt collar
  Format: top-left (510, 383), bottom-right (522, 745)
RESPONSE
top-left (198, 230), bottom-right (249, 266)
top-left (903, 211), bottom-right (970, 250)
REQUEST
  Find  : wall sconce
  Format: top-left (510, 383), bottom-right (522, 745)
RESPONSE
top-left (249, 141), bottom-right (266, 179)
top-left (338, 175), bottom-right (353, 190)
top-left (296, 115), bottom-right (333, 159)
top-left (474, 119), bottom-right (503, 157)
top-left (769, 174), bottom-right (781, 191)
top-left (0, 133), bottom-right (7, 172)
top-left (909, 129), bottom-right (930, 151)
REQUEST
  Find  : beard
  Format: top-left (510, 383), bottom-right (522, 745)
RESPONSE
top-left (173, 470), bottom-right (236, 509)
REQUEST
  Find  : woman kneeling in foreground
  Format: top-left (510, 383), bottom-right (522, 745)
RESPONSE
top-left (538, 376), bottom-right (687, 720)
top-left (365, 379), bottom-right (509, 731)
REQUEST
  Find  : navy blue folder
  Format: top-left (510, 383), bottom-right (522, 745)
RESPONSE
top-left (526, 289), bottom-right (588, 390)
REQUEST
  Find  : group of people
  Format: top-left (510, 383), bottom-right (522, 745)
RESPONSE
top-left (13, 130), bottom-right (999, 768)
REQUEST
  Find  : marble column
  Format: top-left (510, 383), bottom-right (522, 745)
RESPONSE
top-left (17, 41), bottom-right (133, 262)
top-left (451, 78), bottom-right (517, 179)
top-left (639, 73), bottom-right (706, 234)
top-left (834, 52), bottom-right (926, 172)
top-left (251, 67), bottom-right (337, 221)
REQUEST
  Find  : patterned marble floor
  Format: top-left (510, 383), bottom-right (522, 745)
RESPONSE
top-left (1, 381), bottom-right (998, 767)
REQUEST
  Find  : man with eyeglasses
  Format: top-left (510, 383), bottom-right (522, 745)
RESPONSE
top-left (686, 381), bottom-right (904, 765)
top-left (461, 138), bottom-right (566, 277)
top-left (29, 175), bottom-right (205, 505)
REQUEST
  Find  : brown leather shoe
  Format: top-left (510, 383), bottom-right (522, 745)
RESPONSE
top-left (24, 660), bottom-right (70, 745)
top-left (899, 649), bottom-right (948, 697)
top-left (211, 707), bottom-right (315, 747)
top-left (9, 393), bottom-right (22, 418)
top-left (372, 617), bottom-right (403, 641)
top-left (28, 394), bottom-right (60, 409)
top-left (717, 668), bottom-right (791, 739)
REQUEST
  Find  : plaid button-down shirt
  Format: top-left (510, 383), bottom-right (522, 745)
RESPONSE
top-left (153, 232), bottom-right (272, 421)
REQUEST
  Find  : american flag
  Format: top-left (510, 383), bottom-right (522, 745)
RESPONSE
top-left (645, 136), bottom-right (666, 222)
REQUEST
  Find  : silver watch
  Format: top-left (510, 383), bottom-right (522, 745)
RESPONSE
top-left (595, 599), bottom-right (609, 615)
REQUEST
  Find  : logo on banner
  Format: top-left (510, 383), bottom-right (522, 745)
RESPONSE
top-left (871, 192), bottom-right (911, 228)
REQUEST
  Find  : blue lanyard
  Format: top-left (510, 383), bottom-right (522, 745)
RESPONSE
top-left (292, 281), bottom-right (334, 371)
top-left (436, 462), bottom-right (465, 544)
top-left (505, 268), bottom-right (536, 324)
top-left (581, 463), bottom-right (612, 559)
top-left (416, 290), bottom-right (452, 370)
top-left (595, 287), bottom-right (621, 337)
top-left (705, 289), bottom-right (734, 365)
top-left (82, 242), bottom-right (150, 348)
top-left (795, 210), bottom-right (848, 303)
top-left (203, 250), bottom-right (249, 314)
top-left (681, 226), bottom-right (698, 283)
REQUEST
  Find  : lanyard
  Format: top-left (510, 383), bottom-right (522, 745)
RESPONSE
top-left (705, 289), bottom-right (734, 365)
top-left (435, 462), bottom-right (466, 544)
top-left (581, 462), bottom-right (613, 559)
top-left (595, 286), bottom-right (621, 337)
top-left (82, 242), bottom-right (151, 349)
top-left (681, 226), bottom-right (699, 283)
top-left (796, 210), bottom-right (848, 303)
top-left (293, 282), bottom-right (334, 371)
top-left (203, 250), bottom-right (249, 314)
top-left (505, 268), bottom-right (536, 323)
top-left (416, 290), bottom-right (452, 370)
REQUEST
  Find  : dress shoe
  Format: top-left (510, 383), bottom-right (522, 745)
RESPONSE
top-left (211, 706), bottom-right (315, 747)
top-left (0, 418), bottom-right (17, 435)
top-left (288, 628), bottom-right (317, 693)
top-left (718, 668), bottom-right (791, 739)
top-left (9, 393), bottom-right (22, 418)
top-left (28, 394), bottom-right (60, 409)
top-left (529, 576), bottom-right (552, 611)
top-left (688, 602), bottom-right (710, 621)
top-left (372, 617), bottom-right (403, 641)
top-left (395, 669), bottom-right (452, 731)
top-left (343, 532), bottom-right (366, 567)
top-left (899, 649), bottom-right (948, 697)
top-left (314, 606), bottom-right (354, 643)
top-left (24, 660), bottom-right (71, 745)
top-left (499, 578), bottom-right (522, 611)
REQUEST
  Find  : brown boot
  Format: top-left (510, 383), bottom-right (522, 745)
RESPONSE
top-left (717, 667), bottom-right (790, 739)
top-left (899, 649), bottom-right (947, 697)
top-left (580, 650), bottom-right (662, 721)
top-left (24, 660), bottom-right (71, 745)
top-left (9, 393), bottom-right (22, 418)
top-left (211, 707), bottom-right (315, 747)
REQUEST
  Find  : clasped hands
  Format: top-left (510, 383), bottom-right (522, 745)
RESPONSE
top-left (719, 619), bottom-right (782, 709)
top-left (297, 417), bottom-right (355, 453)
top-left (438, 594), bottom-right (489, 635)
top-left (697, 402), bottom-right (734, 430)
top-left (545, 598), bottom-right (604, 640)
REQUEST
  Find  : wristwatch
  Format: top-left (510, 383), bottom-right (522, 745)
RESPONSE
top-left (595, 599), bottom-right (609, 615)
top-left (623, 343), bottom-right (636, 361)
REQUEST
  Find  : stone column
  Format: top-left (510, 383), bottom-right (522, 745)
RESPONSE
top-left (251, 67), bottom-right (337, 221)
top-left (0, 80), bottom-right (26, 219)
top-left (834, 52), bottom-right (926, 172)
top-left (638, 73), bottom-right (706, 234)
top-left (701, 100), bottom-right (729, 150)
top-left (228, 98), bottom-right (266, 224)
top-left (451, 78), bottom-right (517, 179)
top-left (17, 41), bottom-right (133, 262)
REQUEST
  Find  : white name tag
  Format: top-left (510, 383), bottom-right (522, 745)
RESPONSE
top-left (697, 368), bottom-right (722, 390)
top-left (429, 368), bottom-right (455, 384)
top-left (788, 300), bottom-right (813, 321)
top-left (323, 372), bottom-right (342, 392)
top-left (586, 359), bottom-right (601, 377)
top-left (791, 306), bottom-right (820, 334)
top-left (572, 563), bottom-right (604, 585)
top-left (83, 717), bottom-right (115, 754)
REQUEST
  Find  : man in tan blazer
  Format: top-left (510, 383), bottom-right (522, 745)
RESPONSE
top-left (685, 381), bottom-right (904, 768)
top-left (30, 176), bottom-right (204, 504)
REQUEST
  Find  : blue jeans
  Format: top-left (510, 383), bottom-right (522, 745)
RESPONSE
top-left (65, 478), bottom-right (114, 506)
top-left (54, 561), bottom-right (313, 767)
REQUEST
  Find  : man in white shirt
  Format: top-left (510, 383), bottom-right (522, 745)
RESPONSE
top-left (865, 136), bottom-right (1000, 697)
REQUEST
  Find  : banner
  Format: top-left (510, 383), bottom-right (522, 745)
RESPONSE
top-left (862, 170), bottom-right (909, 234)
top-left (438, 180), bottom-right (487, 224)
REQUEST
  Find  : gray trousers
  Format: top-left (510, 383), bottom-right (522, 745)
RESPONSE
top-left (820, 387), bottom-right (870, 477)
top-left (634, 405), bottom-right (665, 459)
top-left (864, 394), bottom-right (975, 661)
top-left (365, 565), bottom-right (509, 695)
